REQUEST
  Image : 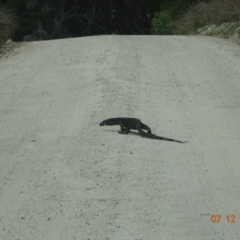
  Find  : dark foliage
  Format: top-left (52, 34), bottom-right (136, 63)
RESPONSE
top-left (0, 4), bottom-right (18, 44)
top-left (3, 0), bottom-right (161, 40)
top-left (161, 0), bottom-right (200, 17)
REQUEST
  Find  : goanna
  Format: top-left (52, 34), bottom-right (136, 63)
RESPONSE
top-left (99, 117), bottom-right (188, 143)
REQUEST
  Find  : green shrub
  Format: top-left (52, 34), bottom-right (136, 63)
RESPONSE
top-left (173, 0), bottom-right (240, 34)
top-left (237, 27), bottom-right (240, 37)
top-left (161, 0), bottom-right (199, 17)
top-left (0, 5), bottom-right (18, 45)
top-left (151, 10), bottom-right (173, 35)
top-left (5, 0), bottom-right (49, 40)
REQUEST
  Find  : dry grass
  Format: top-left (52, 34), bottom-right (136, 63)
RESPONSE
top-left (173, 0), bottom-right (240, 34)
top-left (0, 5), bottom-right (18, 45)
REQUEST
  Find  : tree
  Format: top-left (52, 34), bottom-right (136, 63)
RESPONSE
top-left (3, 0), bottom-right (162, 40)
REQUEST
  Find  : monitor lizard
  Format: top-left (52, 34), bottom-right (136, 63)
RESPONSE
top-left (99, 117), bottom-right (188, 143)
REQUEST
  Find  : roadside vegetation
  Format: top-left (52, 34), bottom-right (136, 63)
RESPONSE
top-left (0, 5), bottom-right (18, 46)
top-left (173, 0), bottom-right (240, 34)
top-left (152, 0), bottom-right (240, 42)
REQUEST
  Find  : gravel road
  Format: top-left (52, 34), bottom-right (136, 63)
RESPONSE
top-left (0, 35), bottom-right (240, 239)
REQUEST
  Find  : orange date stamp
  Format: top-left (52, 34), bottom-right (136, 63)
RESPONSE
top-left (210, 214), bottom-right (236, 223)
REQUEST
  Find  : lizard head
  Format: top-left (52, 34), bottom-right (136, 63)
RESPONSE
top-left (99, 121), bottom-right (105, 126)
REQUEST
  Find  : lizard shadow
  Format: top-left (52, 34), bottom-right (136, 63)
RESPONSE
top-left (103, 129), bottom-right (143, 137)
top-left (103, 129), bottom-right (154, 139)
top-left (102, 129), bottom-right (187, 143)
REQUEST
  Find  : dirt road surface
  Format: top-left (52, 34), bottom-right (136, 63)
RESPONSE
top-left (1, 36), bottom-right (240, 239)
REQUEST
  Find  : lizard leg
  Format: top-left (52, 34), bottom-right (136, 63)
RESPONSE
top-left (118, 122), bottom-right (125, 133)
top-left (118, 123), bottom-right (130, 134)
top-left (141, 123), bottom-right (152, 134)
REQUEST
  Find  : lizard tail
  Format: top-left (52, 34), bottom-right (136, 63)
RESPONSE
top-left (136, 124), bottom-right (188, 144)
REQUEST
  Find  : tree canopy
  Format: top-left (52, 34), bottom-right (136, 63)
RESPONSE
top-left (3, 0), bottom-right (198, 40)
